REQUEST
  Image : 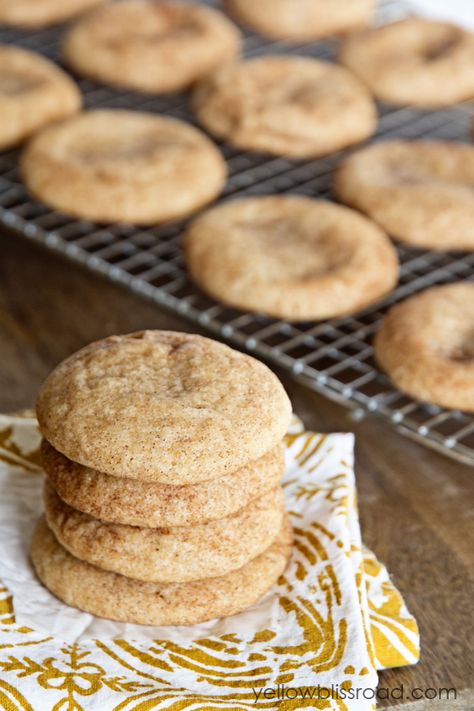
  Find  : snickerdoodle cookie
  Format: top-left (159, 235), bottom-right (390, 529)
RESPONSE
top-left (225, 0), bottom-right (375, 41)
top-left (44, 482), bottom-right (285, 582)
top-left (0, 0), bottom-right (103, 28)
top-left (21, 110), bottom-right (226, 224)
top-left (334, 140), bottom-right (474, 250)
top-left (36, 331), bottom-right (292, 483)
top-left (63, 0), bottom-right (241, 94)
top-left (0, 46), bottom-right (81, 151)
top-left (185, 196), bottom-right (398, 321)
top-left (42, 439), bottom-right (285, 527)
top-left (339, 17), bottom-right (474, 107)
top-left (374, 283), bottom-right (474, 412)
top-left (31, 516), bottom-right (293, 625)
top-left (193, 56), bottom-right (376, 158)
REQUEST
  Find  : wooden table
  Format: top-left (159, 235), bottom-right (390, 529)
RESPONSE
top-left (1, 230), bottom-right (472, 710)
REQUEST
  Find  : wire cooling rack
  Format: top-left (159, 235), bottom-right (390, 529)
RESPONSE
top-left (0, 1), bottom-right (473, 465)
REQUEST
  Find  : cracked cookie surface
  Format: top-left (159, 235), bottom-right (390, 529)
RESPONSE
top-left (185, 196), bottom-right (398, 320)
top-left (193, 55), bottom-right (376, 158)
top-left (0, 0), bottom-right (104, 28)
top-left (339, 17), bottom-right (474, 106)
top-left (63, 0), bottom-right (241, 94)
top-left (334, 140), bottom-right (474, 250)
top-left (0, 46), bottom-right (81, 150)
top-left (225, 0), bottom-right (375, 41)
top-left (36, 330), bottom-right (292, 483)
top-left (21, 109), bottom-right (226, 224)
top-left (374, 283), bottom-right (474, 412)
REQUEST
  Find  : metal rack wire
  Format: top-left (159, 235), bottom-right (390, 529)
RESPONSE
top-left (0, 1), bottom-right (473, 465)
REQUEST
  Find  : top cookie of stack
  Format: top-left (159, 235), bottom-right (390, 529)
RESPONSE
top-left (36, 330), bottom-right (291, 485)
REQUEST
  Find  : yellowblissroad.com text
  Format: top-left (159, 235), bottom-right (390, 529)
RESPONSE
top-left (252, 683), bottom-right (457, 703)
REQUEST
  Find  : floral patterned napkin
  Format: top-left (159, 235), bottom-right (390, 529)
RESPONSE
top-left (0, 413), bottom-right (419, 711)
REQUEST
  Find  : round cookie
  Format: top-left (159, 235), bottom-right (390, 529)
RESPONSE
top-left (185, 196), bottom-right (398, 321)
top-left (374, 283), bottom-right (474, 412)
top-left (334, 140), bottom-right (474, 250)
top-left (41, 439), bottom-right (285, 527)
top-left (31, 516), bottom-right (293, 625)
top-left (0, 46), bottom-right (81, 151)
top-left (44, 482), bottom-right (285, 582)
top-left (193, 55), bottom-right (376, 158)
top-left (20, 110), bottom-right (226, 224)
top-left (339, 17), bottom-right (474, 107)
top-left (63, 0), bottom-right (241, 94)
top-left (225, 0), bottom-right (375, 41)
top-left (0, 0), bottom-right (103, 28)
top-left (36, 330), bottom-right (292, 483)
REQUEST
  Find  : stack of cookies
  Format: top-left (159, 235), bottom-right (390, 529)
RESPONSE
top-left (31, 330), bottom-right (293, 626)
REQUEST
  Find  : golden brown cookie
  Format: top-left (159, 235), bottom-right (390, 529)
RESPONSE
top-left (44, 482), bottom-right (285, 582)
top-left (0, 46), bottom-right (81, 151)
top-left (185, 196), bottom-right (398, 320)
top-left (193, 55), bottom-right (376, 158)
top-left (31, 516), bottom-right (293, 625)
top-left (374, 283), bottom-right (474, 412)
top-left (36, 330), bottom-right (292, 483)
top-left (339, 17), bottom-right (474, 107)
top-left (334, 140), bottom-right (474, 250)
top-left (41, 439), bottom-right (285, 527)
top-left (63, 0), bottom-right (241, 94)
top-left (225, 0), bottom-right (375, 41)
top-left (20, 110), bottom-right (226, 224)
top-left (0, 0), bottom-right (103, 28)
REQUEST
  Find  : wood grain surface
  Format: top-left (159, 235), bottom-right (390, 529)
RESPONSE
top-left (0, 230), bottom-right (473, 709)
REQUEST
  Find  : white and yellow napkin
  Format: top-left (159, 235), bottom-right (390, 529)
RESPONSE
top-left (0, 413), bottom-right (419, 711)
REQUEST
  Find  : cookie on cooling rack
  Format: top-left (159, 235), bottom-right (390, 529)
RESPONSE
top-left (193, 55), bottom-right (376, 158)
top-left (20, 110), bottom-right (226, 224)
top-left (334, 140), bottom-right (474, 250)
top-left (225, 0), bottom-right (375, 41)
top-left (0, 46), bottom-right (81, 151)
top-left (184, 196), bottom-right (399, 321)
top-left (374, 283), bottom-right (474, 412)
top-left (0, 0), bottom-right (104, 28)
top-left (41, 439), bottom-right (285, 528)
top-left (339, 17), bottom-right (474, 107)
top-left (31, 515), bottom-right (293, 626)
top-left (63, 0), bottom-right (241, 94)
top-left (44, 481), bottom-right (285, 582)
